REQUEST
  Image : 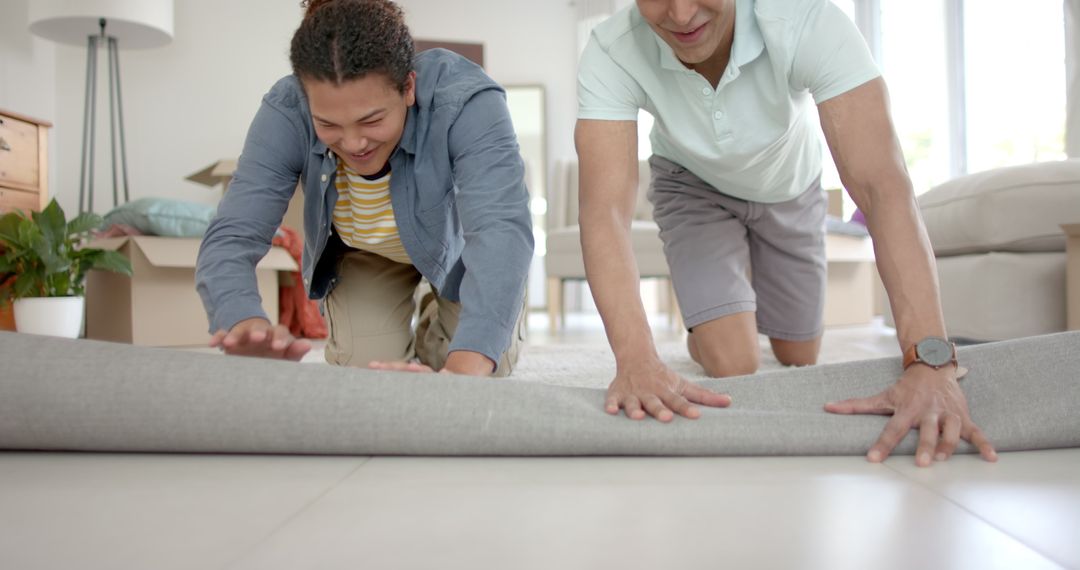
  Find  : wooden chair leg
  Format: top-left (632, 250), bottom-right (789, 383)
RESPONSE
top-left (546, 277), bottom-right (562, 333)
top-left (666, 278), bottom-right (683, 331)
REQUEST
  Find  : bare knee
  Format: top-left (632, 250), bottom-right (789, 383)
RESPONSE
top-left (692, 335), bottom-right (760, 378)
top-left (687, 313), bottom-right (761, 377)
top-left (704, 357), bottom-right (759, 377)
top-left (771, 337), bottom-right (820, 368)
top-left (701, 349), bottom-right (759, 377)
top-left (775, 353), bottom-right (817, 367)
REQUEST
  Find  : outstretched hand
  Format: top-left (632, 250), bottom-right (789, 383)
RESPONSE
top-left (369, 350), bottom-right (496, 376)
top-left (825, 364), bottom-right (997, 466)
top-left (209, 317), bottom-right (312, 361)
top-left (368, 360), bottom-right (437, 374)
top-left (606, 356), bottom-right (732, 422)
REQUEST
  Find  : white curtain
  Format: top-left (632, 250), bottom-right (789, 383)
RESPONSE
top-left (1067, 0), bottom-right (1080, 157)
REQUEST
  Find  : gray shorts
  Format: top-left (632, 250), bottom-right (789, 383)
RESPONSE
top-left (647, 155), bottom-right (827, 341)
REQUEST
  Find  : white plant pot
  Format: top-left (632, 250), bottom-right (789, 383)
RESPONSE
top-left (13, 296), bottom-right (85, 339)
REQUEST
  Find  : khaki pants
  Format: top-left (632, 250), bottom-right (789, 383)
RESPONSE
top-left (323, 249), bottom-right (525, 377)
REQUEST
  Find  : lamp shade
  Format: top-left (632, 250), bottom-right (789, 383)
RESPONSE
top-left (28, 0), bottom-right (174, 49)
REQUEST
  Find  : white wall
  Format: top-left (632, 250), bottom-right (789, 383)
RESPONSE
top-left (399, 0), bottom-right (579, 178)
top-left (46, 0), bottom-right (578, 215)
top-left (53, 0), bottom-right (300, 214)
top-left (0, 0), bottom-right (58, 208)
top-left (1067, 0), bottom-right (1079, 158)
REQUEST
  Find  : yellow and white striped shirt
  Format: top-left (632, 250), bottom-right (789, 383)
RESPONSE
top-left (333, 161), bottom-right (412, 264)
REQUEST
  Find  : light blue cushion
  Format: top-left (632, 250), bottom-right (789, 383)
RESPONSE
top-left (103, 198), bottom-right (216, 238)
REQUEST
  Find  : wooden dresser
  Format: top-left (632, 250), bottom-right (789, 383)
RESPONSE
top-left (0, 108), bottom-right (51, 213)
top-left (0, 108), bottom-right (52, 331)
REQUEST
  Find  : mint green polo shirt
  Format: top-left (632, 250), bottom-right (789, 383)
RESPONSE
top-left (577, 0), bottom-right (880, 203)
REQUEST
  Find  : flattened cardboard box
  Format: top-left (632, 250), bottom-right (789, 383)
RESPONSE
top-left (188, 159), bottom-right (306, 236)
top-left (823, 233), bottom-right (877, 327)
top-left (85, 236), bottom-right (298, 347)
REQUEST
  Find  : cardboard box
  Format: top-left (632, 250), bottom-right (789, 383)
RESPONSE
top-left (186, 159), bottom-right (238, 191)
top-left (85, 236), bottom-right (298, 347)
top-left (826, 188), bottom-right (845, 219)
top-left (823, 233), bottom-right (877, 327)
top-left (1064, 224), bottom-right (1080, 331)
top-left (187, 159), bottom-right (306, 236)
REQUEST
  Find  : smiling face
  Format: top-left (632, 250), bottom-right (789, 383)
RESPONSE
top-left (303, 72), bottom-right (416, 176)
top-left (636, 0), bottom-right (736, 68)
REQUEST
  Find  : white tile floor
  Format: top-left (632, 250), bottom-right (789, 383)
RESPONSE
top-left (0, 451), bottom-right (1076, 569)
top-left (2, 313), bottom-right (1076, 569)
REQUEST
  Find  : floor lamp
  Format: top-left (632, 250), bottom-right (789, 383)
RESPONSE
top-left (28, 0), bottom-right (174, 214)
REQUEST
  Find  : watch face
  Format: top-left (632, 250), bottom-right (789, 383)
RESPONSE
top-left (916, 337), bottom-right (953, 367)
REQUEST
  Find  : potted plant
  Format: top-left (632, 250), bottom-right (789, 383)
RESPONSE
top-left (0, 199), bottom-right (132, 338)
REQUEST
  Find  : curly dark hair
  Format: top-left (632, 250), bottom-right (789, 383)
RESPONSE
top-left (291, 0), bottom-right (414, 93)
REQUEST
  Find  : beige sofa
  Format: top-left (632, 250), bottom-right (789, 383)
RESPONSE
top-left (544, 159), bottom-right (677, 330)
top-left (543, 159), bottom-right (880, 332)
top-left (907, 160), bottom-right (1080, 341)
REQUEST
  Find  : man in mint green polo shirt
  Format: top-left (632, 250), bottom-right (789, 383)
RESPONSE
top-left (575, 0), bottom-right (997, 466)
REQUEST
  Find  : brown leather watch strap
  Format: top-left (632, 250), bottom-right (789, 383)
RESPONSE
top-left (902, 343), bottom-right (919, 369)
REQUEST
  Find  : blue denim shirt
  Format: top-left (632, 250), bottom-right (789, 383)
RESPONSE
top-left (196, 49), bottom-right (534, 363)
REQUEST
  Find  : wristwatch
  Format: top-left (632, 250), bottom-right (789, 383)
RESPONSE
top-left (902, 336), bottom-right (957, 370)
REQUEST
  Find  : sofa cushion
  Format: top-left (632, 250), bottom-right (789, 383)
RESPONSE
top-left (936, 252), bottom-right (1066, 341)
top-left (919, 160), bottom-right (1080, 256)
top-left (545, 221), bottom-right (669, 278)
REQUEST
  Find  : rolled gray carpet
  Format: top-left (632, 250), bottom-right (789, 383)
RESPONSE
top-left (0, 331), bottom-right (1077, 456)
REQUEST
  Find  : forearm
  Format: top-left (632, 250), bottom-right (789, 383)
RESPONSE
top-left (820, 78), bottom-right (948, 351)
top-left (574, 119), bottom-right (656, 364)
top-left (580, 210), bottom-right (658, 364)
top-left (195, 220), bottom-right (276, 332)
top-left (447, 88), bottom-right (534, 365)
top-left (859, 179), bottom-right (947, 349)
top-left (451, 216), bottom-right (532, 364)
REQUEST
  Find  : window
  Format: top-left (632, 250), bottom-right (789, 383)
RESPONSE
top-left (832, 0), bottom-right (856, 16)
top-left (964, 0), bottom-right (1067, 173)
top-left (879, 0), bottom-right (952, 193)
top-left (818, 1), bottom-right (859, 197)
top-left (877, 0), bottom-right (1066, 186)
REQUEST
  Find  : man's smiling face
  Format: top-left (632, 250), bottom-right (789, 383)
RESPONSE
top-left (636, 0), bottom-right (736, 67)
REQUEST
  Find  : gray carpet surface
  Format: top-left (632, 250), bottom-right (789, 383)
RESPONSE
top-left (0, 331), bottom-right (1077, 456)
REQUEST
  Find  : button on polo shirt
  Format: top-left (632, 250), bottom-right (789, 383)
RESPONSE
top-left (578, 0), bottom-right (881, 203)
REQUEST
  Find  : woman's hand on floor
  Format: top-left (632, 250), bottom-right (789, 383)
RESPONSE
top-left (368, 360), bottom-right (437, 373)
top-left (369, 351), bottom-right (495, 376)
top-left (209, 317), bottom-right (312, 361)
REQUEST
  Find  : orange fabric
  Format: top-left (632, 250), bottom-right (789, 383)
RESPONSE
top-left (0, 274), bottom-right (15, 331)
top-left (272, 226), bottom-right (328, 339)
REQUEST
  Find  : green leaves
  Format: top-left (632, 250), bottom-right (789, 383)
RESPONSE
top-left (0, 199), bottom-right (132, 304)
top-left (67, 212), bottom-right (104, 237)
top-left (0, 212), bottom-right (21, 246)
top-left (89, 250), bottom-right (132, 275)
top-left (34, 200), bottom-right (67, 246)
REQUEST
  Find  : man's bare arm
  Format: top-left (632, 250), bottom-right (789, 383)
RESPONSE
top-left (819, 77), bottom-right (996, 465)
top-left (576, 119), bottom-right (731, 420)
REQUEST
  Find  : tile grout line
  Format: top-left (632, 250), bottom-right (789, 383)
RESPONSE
top-left (216, 456), bottom-right (376, 570)
top-left (881, 459), bottom-right (1072, 570)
